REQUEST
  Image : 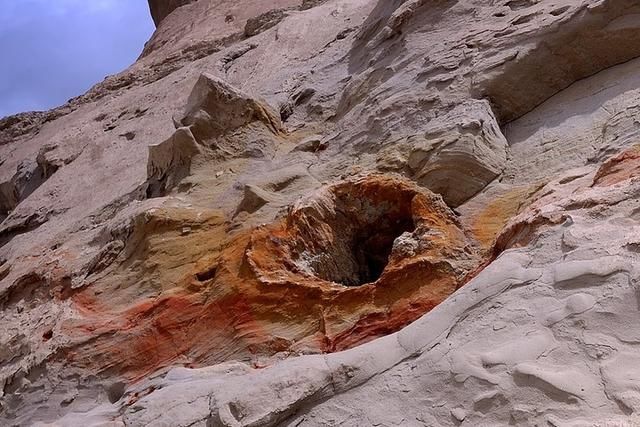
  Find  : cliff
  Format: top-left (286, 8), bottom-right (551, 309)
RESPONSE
top-left (1, 1), bottom-right (640, 426)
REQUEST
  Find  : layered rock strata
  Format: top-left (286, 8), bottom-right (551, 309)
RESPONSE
top-left (1, 0), bottom-right (640, 425)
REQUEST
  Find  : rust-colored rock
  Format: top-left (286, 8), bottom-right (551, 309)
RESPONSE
top-left (244, 175), bottom-right (483, 350)
top-left (61, 206), bottom-right (231, 380)
top-left (469, 184), bottom-right (543, 251)
top-left (59, 175), bottom-right (484, 380)
top-left (593, 145), bottom-right (640, 187)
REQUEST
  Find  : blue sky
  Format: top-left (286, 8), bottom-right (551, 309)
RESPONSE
top-left (0, 0), bottom-right (154, 118)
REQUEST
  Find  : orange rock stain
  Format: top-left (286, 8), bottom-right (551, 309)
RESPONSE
top-left (62, 175), bottom-right (489, 382)
top-left (593, 145), bottom-right (640, 187)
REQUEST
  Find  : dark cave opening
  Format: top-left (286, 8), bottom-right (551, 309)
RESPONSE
top-left (296, 184), bottom-right (419, 287)
top-left (347, 217), bottom-right (415, 286)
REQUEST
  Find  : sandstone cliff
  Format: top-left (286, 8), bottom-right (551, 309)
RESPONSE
top-left (1, 0), bottom-right (640, 426)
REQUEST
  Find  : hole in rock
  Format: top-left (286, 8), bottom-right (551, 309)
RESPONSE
top-left (287, 178), bottom-right (419, 286)
top-left (106, 381), bottom-right (126, 404)
top-left (505, 0), bottom-right (538, 11)
top-left (195, 265), bottom-right (217, 282)
top-left (309, 207), bottom-right (414, 287)
top-left (549, 6), bottom-right (570, 16)
top-left (245, 173), bottom-right (485, 350)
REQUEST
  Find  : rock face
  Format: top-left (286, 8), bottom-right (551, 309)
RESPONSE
top-left (1, 0), bottom-right (640, 426)
top-left (147, 0), bottom-right (197, 26)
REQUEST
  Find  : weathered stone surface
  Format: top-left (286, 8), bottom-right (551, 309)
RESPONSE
top-left (378, 100), bottom-right (507, 207)
top-left (56, 176), bottom-right (481, 384)
top-left (146, 127), bottom-right (201, 197)
top-left (2, 0), bottom-right (640, 425)
top-left (180, 72), bottom-right (284, 145)
top-left (477, 0), bottom-right (640, 122)
top-left (147, 0), bottom-right (197, 27)
top-left (244, 9), bottom-right (289, 38)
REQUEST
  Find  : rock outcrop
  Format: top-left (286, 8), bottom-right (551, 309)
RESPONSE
top-left (147, 0), bottom-right (197, 27)
top-left (2, 0), bottom-right (640, 425)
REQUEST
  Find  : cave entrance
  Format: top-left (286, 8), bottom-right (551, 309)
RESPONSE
top-left (344, 216), bottom-right (415, 286)
top-left (290, 179), bottom-right (419, 287)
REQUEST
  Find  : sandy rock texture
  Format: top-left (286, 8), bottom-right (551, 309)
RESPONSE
top-left (1, 0), bottom-right (640, 425)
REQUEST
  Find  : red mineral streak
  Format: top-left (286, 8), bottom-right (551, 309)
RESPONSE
top-left (62, 175), bottom-right (487, 381)
top-left (66, 291), bottom-right (266, 381)
top-left (593, 145), bottom-right (640, 187)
